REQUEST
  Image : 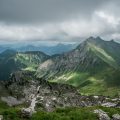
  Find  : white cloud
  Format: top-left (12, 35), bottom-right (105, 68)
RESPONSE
top-left (95, 11), bottom-right (120, 26)
top-left (0, 23), bottom-right (59, 41)
top-left (59, 10), bottom-right (120, 39)
top-left (0, 9), bottom-right (120, 42)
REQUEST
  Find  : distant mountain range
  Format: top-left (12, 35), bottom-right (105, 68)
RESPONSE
top-left (0, 37), bottom-right (120, 96)
top-left (0, 43), bottom-right (77, 55)
top-left (36, 37), bottom-right (120, 96)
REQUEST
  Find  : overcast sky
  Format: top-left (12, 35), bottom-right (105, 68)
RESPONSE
top-left (0, 0), bottom-right (120, 44)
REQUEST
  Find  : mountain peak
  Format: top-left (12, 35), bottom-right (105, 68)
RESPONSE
top-left (87, 36), bottom-right (95, 41)
top-left (86, 36), bottom-right (103, 42)
top-left (76, 36), bottom-right (106, 51)
top-left (96, 36), bottom-right (102, 40)
top-left (110, 39), bottom-right (115, 43)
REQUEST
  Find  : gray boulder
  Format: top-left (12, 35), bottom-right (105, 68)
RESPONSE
top-left (112, 114), bottom-right (120, 120)
top-left (101, 102), bottom-right (117, 107)
top-left (21, 108), bottom-right (33, 117)
top-left (94, 109), bottom-right (110, 120)
top-left (0, 115), bottom-right (3, 120)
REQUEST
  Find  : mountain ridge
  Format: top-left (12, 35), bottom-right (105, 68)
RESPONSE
top-left (0, 50), bottom-right (49, 80)
top-left (36, 37), bottom-right (120, 96)
top-left (36, 37), bottom-right (120, 77)
top-left (0, 43), bottom-right (77, 55)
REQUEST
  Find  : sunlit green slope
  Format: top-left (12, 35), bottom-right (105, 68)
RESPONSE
top-left (36, 37), bottom-right (120, 96)
top-left (0, 50), bottom-right (49, 80)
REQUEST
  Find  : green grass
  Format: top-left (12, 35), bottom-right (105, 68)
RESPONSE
top-left (0, 100), bottom-right (120, 120)
top-left (31, 106), bottom-right (120, 120)
top-left (87, 43), bottom-right (118, 69)
top-left (31, 107), bottom-right (97, 120)
top-left (0, 100), bottom-right (28, 120)
top-left (49, 69), bottom-right (120, 97)
top-left (49, 72), bottom-right (89, 87)
top-left (22, 67), bottom-right (36, 71)
top-left (0, 101), bottom-right (21, 120)
top-left (98, 106), bottom-right (120, 117)
top-left (15, 53), bottom-right (41, 71)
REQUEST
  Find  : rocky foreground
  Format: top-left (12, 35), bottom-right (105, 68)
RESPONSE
top-left (0, 71), bottom-right (120, 119)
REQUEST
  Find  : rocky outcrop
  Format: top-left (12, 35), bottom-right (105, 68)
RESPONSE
top-left (3, 71), bottom-right (39, 100)
top-left (21, 108), bottom-right (33, 117)
top-left (101, 102), bottom-right (117, 108)
top-left (1, 73), bottom-right (120, 117)
top-left (94, 110), bottom-right (120, 120)
top-left (94, 109), bottom-right (110, 120)
top-left (0, 115), bottom-right (3, 120)
top-left (21, 86), bottom-right (40, 117)
top-left (2, 75), bottom-right (120, 113)
top-left (112, 114), bottom-right (120, 120)
top-left (22, 80), bottom-right (120, 112)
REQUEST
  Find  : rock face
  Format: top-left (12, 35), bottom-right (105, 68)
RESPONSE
top-left (94, 109), bottom-right (110, 120)
top-left (20, 79), bottom-right (120, 112)
top-left (21, 86), bottom-right (40, 117)
top-left (112, 114), bottom-right (120, 120)
top-left (3, 71), bottom-right (39, 100)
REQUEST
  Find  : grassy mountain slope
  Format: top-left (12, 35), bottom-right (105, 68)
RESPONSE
top-left (0, 50), bottom-right (49, 80)
top-left (36, 37), bottom-right (120, 96)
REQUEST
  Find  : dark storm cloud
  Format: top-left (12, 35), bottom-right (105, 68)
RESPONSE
top-left (0, 0), bottom-right (108, 24)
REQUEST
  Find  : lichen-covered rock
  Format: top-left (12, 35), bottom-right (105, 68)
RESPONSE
top-left (101, 102), bottom-right (117, 107)
top-left (94, 109), bottom-right (110, 120)
top-left (112, 114), bottom-right (120, 120)
top-left (0, 115), bottom-right (3, 120)
top-left (21, 108), bottom-right (33, 117)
